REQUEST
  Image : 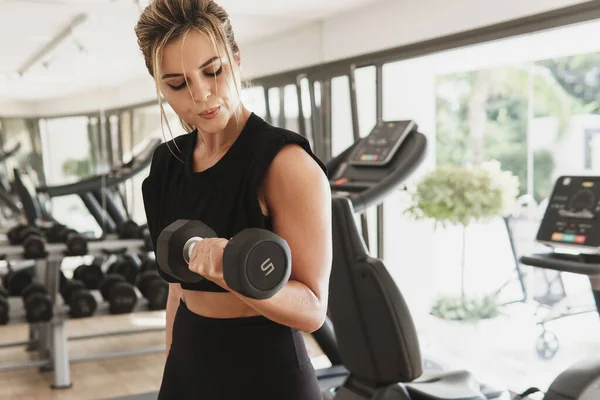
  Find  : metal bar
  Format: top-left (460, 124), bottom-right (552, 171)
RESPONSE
top-left (322, 79), bottom-right (332, 163)
top-left (264, 87), bottom-right (272, 125)
top-left (376, 64), bottom-right (383, 122)
top-left (377, 204), bottom-right (384, 259)
top-left (68, 327), bottom-right (165, 341)
top-left (79, 192), bottom-right (117, 234)
top-left (50, 318), bottom-right (71, 388)
top-left (295, 76), bottom-right (307, 140)
top-left (360, 213), bottom-right (370, 251)
top-left (348, 66), bottom-right (361, 142)
top-left (0, 359), bottom-right (49, 372)
top-left (69, 346), bottom-right (165, 363)
top-left (308, 80), bottom-right (323, 160)
top-left (278, 86), bottom-right (286, 128)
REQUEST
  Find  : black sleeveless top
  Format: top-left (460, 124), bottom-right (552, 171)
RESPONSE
top-left (142, 113), bottom-right (327, 291)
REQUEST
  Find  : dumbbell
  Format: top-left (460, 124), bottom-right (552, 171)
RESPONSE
top-left (72, 259), bottom-right (104, 290)
top-left (117, 220), bottom-right (146, 239)
top-left (2, 266), bottom-right (34, 297)
top-left (136, 270), bottom-right (168, 310)
top-left (21, 283), bottom-right (53, 323)
top-left (43, 223), bottom-right (88, 256)
top-left (58, 272), bottom-right (97, 318)
top-left (8, 226), bottom-right (46, 259)
top-left (98, 273), bottom-right (138, 314)
top-left (157, 220), bottom-right (291, 300)
top-left (106, 255), bottom-right (140, 286)
top-left (0, 284), bottom-right (9, 325)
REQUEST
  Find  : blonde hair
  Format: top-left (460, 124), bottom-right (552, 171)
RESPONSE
top-left (134, 0), bottom-right (241, 156)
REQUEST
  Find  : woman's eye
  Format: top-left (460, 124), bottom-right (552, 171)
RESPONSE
top-left (205, 65), bottom-right (223, 77)
top-left (169, 82), bottom-right (187, 91)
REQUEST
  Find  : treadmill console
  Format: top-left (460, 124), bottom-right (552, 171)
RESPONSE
top-left (348, 120), bottom-right (416, 166)
top-left (537, 176), bottom-right (600, 253)
top-left (330, 120), bottom-right (418, 192)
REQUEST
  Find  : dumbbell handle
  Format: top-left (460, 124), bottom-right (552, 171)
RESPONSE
top-left (183, 236), bottom-right (204, 263)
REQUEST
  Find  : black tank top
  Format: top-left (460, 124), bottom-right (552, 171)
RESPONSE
top-left (142, 113), bottom-right (326, 291)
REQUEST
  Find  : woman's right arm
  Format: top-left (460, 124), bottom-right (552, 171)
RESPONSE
top-left (165, 283), bottom-right (181, 357)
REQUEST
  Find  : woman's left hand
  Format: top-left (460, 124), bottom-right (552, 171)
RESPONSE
top-left (188, 238), bottom-right (230, 283)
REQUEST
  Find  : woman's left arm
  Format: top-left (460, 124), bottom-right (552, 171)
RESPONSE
top-left (224, 144), bottom-right (332, 332)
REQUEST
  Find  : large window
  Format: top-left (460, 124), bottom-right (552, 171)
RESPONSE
top-left (378, 19), bottom-right (600, 392)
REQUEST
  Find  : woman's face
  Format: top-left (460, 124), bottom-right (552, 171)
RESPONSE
top-left (159, 30), bottom-right (240, 133)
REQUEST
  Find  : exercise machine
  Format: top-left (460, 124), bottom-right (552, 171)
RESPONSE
top-left (520, 175), bottom-right (600, 400)
top-left (317, 119), bottom-right (506, 399)
top-left (36, 137), bottom-right (161, 238)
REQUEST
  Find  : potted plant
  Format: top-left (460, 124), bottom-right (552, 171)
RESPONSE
top-left (404, 160), bottom-right (519, 321)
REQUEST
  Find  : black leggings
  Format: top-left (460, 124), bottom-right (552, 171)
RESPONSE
top-left (158, 299), bottom-right (323, 400)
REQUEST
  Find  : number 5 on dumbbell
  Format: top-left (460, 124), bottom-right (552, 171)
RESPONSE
top-left (157, 220), bottom-right (292, 300)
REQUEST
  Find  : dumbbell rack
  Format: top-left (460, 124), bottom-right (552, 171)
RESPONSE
top-left (0, 236), bottom-right (165, 389)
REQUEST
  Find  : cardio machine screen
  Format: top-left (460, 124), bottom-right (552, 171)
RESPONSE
top-left (537, 176), bottom-right (600, 251)
top-left (329, 120), bottom-right (417, 193)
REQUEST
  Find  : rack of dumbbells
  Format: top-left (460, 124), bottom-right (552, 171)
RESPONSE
top-left (0, 221), bottom-right (166, 389)
top-left (0, 138), bottom-right (168, 389)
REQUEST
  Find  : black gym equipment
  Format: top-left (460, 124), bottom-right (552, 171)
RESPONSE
top-left (98, 273), bottom-right (138, 314)
top-left (2, 265), bottom-right (35, 297)
top-left (42, 223), bottom-right (88, 256)
top-left (36, 138), bottom-right (161, 237)
top-left (0, 283), bottom-right (9, 325)
top-left (135, 269), bottom-right (168, 310)
top-left (58, 271), bottom-right (97, 319)
top-left (519, 176), bottom-right (600, 399)
top-left (21, 282), bottom-right (53, 323)
top-left (319, 119), bottom-right (508, 399)
top-left (157, 219), bottom-right (292, 300)
top-left (73, 258), bottom-right (104, 290)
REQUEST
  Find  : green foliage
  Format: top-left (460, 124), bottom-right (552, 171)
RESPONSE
top-left (431, 294), bottom-right (500, 322)
top-left (537, 53), bottom-right (600, 113)
top-left (404, 162), bottom-right (519, 228)
top-left (62, 158), bottom-right (92, 180)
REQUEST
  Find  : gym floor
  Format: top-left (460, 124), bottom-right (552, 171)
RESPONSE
top-left (0, 310), bottom-right (326, 399)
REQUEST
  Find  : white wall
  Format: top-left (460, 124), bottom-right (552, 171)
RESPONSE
top-left (5, 0), bottom-right (590, 116)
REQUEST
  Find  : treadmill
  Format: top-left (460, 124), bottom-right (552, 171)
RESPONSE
top-left (520, 176), bottom-right (600, 400)
top-left (36, 137), bottom-right (161, 236)
top-left (320, 119), bottom-right (506, 399)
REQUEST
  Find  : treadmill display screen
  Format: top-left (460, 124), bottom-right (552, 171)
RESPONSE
top-left (537, 176), bottom-right (600, 250)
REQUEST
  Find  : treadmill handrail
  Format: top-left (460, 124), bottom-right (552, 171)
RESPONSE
top-left (37, 138), bottom-right (162, 197)
top-left (520, 253), bottom-right (600, 276)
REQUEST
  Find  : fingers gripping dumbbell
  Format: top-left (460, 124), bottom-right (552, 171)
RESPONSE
top-left (157, 220), bottom-right (291, 300)
top-left (58, 272), bottom-right (97, 318)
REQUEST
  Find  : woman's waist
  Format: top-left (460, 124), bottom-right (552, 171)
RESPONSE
top-left (181, 289), bottom-right (260, 319)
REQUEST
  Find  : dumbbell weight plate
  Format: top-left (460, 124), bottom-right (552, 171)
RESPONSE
top-left (65, 232), bottom-right (88, 256)
top-left (73, 263), bottom-right (104, 290)
top-left (68, 289), bottom-right (97, 318)
top-left (223, 228), bottom-right (291, 300)
top-left (107, 281), bottom-right (138, 314)
top-left (99, 274), bottom-right (126, 302)
top-left (157, 219), bottom-right (216, 282)
top-left (23, 235), bottom-right (46, 259)
top-left (0, 289), bottom-right (8, 325)
top-left (136, 270), bottom-right (167, 310)
top-left (6, 269), bottom-right (33, 297)
top-left (24, 293), bottom-right (52, 323)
